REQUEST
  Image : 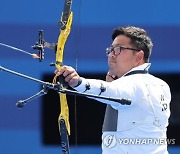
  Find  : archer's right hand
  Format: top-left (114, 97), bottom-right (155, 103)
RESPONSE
top-left (106, 71), bottom-right (118, 82)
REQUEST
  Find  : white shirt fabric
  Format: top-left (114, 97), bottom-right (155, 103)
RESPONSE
top-left (74, 63), bottom-right (171, 154)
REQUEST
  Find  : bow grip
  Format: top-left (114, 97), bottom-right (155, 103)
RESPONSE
top-left (59, 75), bottom-right (69, 88)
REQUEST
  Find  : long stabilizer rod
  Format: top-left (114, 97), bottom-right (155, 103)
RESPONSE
top-left (0, 65), bottom-right (56, 89)
top-left (0, 65), bottom-right (131, 107)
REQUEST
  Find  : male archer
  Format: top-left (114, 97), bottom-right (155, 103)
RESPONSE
top-left (55, 26), bottom-right (171, 154)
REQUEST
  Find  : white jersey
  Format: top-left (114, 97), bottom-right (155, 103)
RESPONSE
top-left (74, 63), bottom-right (171, 154)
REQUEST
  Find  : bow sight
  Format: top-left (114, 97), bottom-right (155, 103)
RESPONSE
top-left (32, 30), bottom-right (57, 62)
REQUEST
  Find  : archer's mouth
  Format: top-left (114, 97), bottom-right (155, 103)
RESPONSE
top-left (109, 60), bottom-right (116, 65)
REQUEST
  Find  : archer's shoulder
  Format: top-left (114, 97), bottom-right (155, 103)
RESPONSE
top-left (147, 73), bottom-right (170, 87)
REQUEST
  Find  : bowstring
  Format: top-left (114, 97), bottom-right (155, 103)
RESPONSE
top-left (74, 0), bottom-right (82, 153)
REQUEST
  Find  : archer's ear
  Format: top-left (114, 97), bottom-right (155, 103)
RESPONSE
top-left (136, 50), bottom-right (144, 63)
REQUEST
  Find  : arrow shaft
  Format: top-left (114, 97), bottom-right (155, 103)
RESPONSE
top-left (0, 42), bottom-right (33, 56)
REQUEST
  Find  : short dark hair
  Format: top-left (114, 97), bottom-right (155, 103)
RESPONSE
top-left (112, 26), bottom-right (153, 62)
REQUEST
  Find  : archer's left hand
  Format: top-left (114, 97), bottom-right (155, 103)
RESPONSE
top-left (55, 65), bottom-right (80, 88)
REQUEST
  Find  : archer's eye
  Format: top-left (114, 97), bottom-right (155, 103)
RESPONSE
top-left (113, 46), bottom-right (122, 55)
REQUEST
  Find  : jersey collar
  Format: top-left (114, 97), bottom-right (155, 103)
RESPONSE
top-left (123, 63), bottom-right (151, 77)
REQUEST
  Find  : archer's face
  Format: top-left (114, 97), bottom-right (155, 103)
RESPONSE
top-left (108, 35), bottom-right (141, 77)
